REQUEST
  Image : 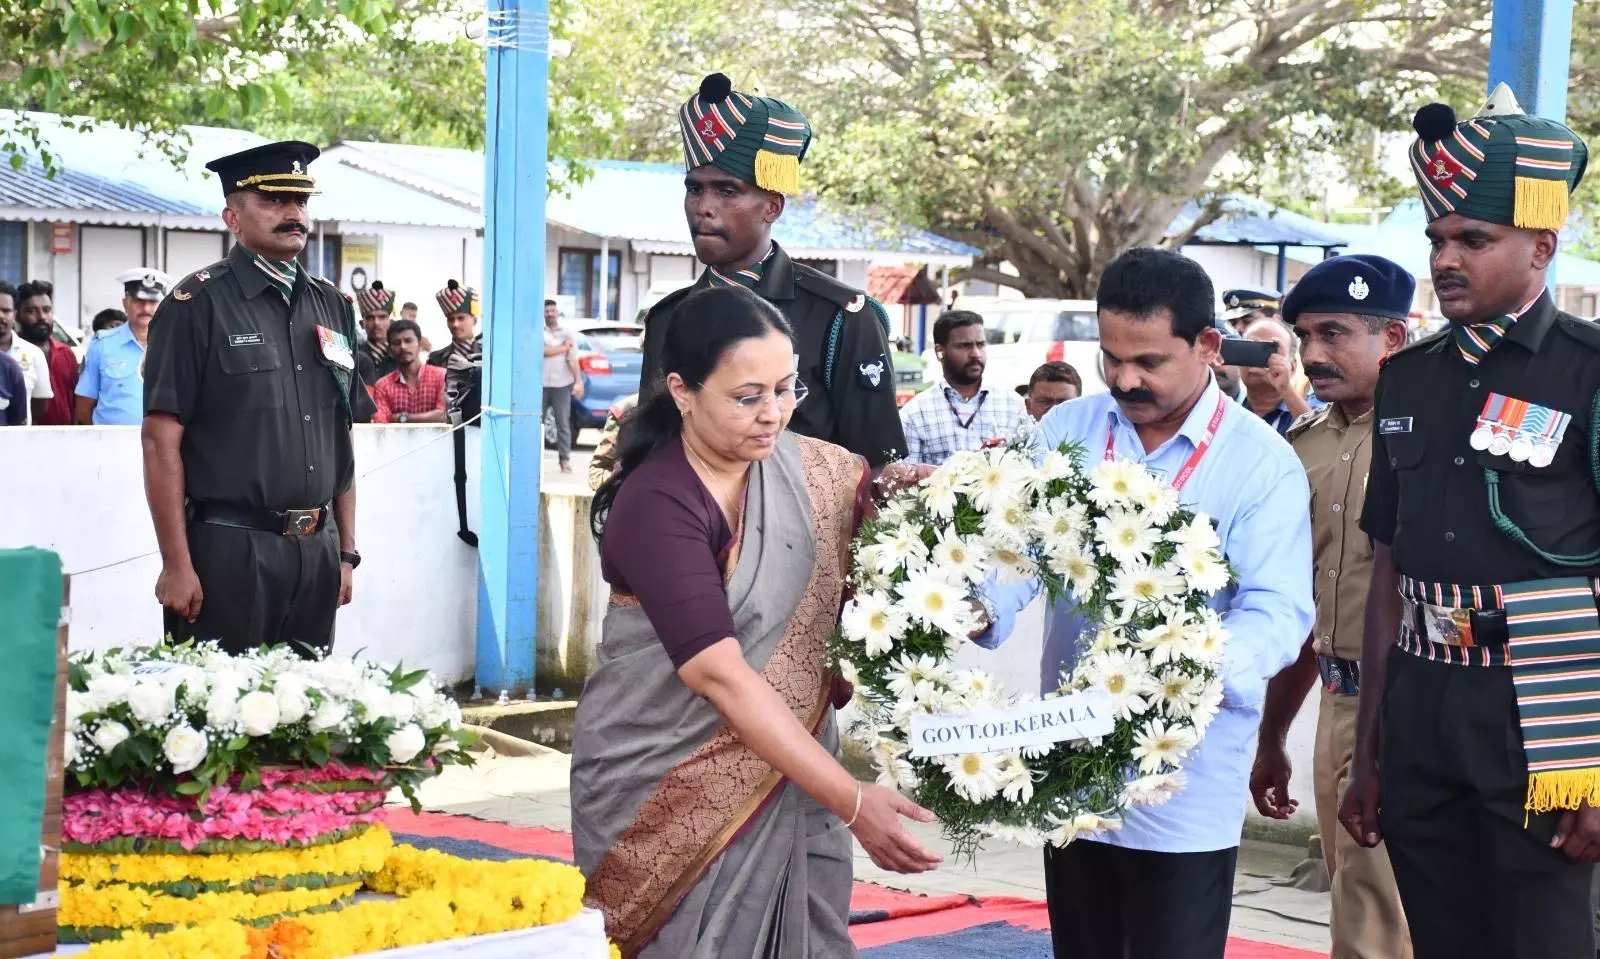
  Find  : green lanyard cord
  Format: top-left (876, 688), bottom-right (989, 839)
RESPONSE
top-left (1483, 388), bottom-right (1600, 567)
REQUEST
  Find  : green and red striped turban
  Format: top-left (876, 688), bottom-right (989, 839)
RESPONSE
top-left (678, 73), bottom-right (811, 196)
top-left (355, 281), bottom-right (395, 318)
top-left (1409, 83), bottom-right (1588, 232)
top-left (435, 279), bottom-right (478, 318)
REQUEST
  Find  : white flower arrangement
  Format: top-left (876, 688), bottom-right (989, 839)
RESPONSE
top-left (63, 641), bottom-right (474, 806)
top-left (831, 439), bottom-right (1233, 851)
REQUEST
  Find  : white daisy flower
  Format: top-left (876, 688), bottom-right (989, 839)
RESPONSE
top-left (1107, 561), bottom-right (1187, 609)
top-left (1131, 719), bottom-right (1200, 774)
top-left (1133, 480), bottom-right (1181, 525)
top-left (942, 751), bottom-right (1003, 803)
top-left (1045, 811), bottom-right (1122, 846)
top-left (887, 653), bottom-right (948, 702)
top-left (840, 592), bottom-right (910, 659)
top-left (989, 542), bottom-right (1038, 585)
top-left (1081, 650), bottom-right (1155, 721)
top-left (996, 752), bottom-right (1037, 803)
top-left (1177, 544), bottom-right (1230, 594)
top-left (983, 499), bottom-right (1033, 544)
top-left (1121, 771), bottom-right (1187, 807)
top-left (1087, 459), bottom-right (1148, 508)
top-left (1087, 626), bottom-right (1129, 655)
top-left (979, 822), bottom-right (1049, 848)
top-left (878, 497), bottom-right (912, 527)
top-left (1095, 508), bottom-right (1161, 564)
top-left (1135, 612), bottom-right (1198, 666)
top-left (952, 669), bottom-right (1001, 702)
top-left (1188, 683), bottom-right (1224, 731)
top-left (1049, 546), bottom-right (1100, 598)
top-left (1192, 611), bottom-right (1228, 663)
top-left (1167, 514), bottom-right (1221, 552)
top-left (968, 450), bottom-right (1029, 513)
top-left (919, 468), bottom-right (963, 520)
top-left (898, 573), bottom-right (972, 636)
top-left (874, 525), bottom-right (930, 576)
top-left (872, 737), bottom-right (919, 790)
top-left (1040, 450), bottom-right (1078, 482)
top-left (931, 528), bottom-right (990, 585)
top-left (1153, 669), bottom-right (1201, 716)
top-left (837, 658), bottom-right (861, 687)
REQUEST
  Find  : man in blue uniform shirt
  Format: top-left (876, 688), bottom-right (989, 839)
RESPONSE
top-left (76, 268), bottom-right (168, 425)
top-left (976, 247), bottom-right (1315, 959)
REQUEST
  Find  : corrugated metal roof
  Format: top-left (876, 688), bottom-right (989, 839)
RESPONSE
top-left (0, 113), bottom-right (482, 230)
top-left (1173, 195), bottom-right (1349, 248)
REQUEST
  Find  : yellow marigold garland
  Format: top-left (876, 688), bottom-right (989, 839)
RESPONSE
top-left (61, 825), bottom-right (394, 888)
top-left (59, 880), bottom-right (361, 931)
top-left (62, 842), bottom-right (606, 959)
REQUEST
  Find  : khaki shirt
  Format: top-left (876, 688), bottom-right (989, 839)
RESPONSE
top-left (1289, 403), bottom-right (1373, 660)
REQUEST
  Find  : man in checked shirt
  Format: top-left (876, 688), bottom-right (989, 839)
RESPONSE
top-left (371, 319), bottom-right (446, 424)
top-left (898, 309), bottom-right (1028, 466)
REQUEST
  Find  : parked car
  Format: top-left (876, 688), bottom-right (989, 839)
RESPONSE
top-left (544, 321), bottom-right (644, 447)
top-left (924, 298), bottom-right (1106, 397)
top-left (53, 320), bottom-right (86, 362)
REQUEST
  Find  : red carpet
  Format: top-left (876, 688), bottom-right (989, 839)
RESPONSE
top-left (381, 810), bottom-right (1325, 957)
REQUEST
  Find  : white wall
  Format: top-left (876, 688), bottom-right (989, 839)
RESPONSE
top-left (30, 222), bottom-right (82, 332)
top-left (164, 230), bottom-right (227, 282)
top-left (2, 426), bottom-right (482, 683)
top-left (368, 226), bottom-right (482, 347)
top-left (837, 259), bottom-right (869, 291)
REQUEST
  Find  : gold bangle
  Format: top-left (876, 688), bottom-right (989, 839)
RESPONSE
top-left (843, 783), bottom-right (864, 828)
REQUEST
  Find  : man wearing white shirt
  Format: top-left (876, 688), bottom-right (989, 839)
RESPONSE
top-left (0, 280), bottom-right (51, 424)
top-left (976, 247), bottom-right (1315, 959)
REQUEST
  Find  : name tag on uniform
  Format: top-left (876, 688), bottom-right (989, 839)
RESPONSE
top-left (1379, 417), bottom-right (1412, 435)
top-left (316, 325), bottom-right (354, 370)
top-left (228, 333), bottom-right (264, 347)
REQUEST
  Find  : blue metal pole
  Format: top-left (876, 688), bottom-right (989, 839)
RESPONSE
top-left (476, 0), bottom-right (547, 695)
top-left (1487, 0), bottom-right (1574, 290)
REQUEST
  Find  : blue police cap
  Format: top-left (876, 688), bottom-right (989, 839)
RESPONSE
top-left (1281, 254), bottom-right (1415, 328)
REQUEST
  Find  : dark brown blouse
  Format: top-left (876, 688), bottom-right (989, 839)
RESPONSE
top-left (601, 436), bottom-right (871, 669)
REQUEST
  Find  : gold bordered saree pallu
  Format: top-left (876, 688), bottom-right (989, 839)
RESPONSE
top-left (570, 434), bottom-right (861, 958)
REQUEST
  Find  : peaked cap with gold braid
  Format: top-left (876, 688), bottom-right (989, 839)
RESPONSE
top-left (1409, 83), bottom-right (1588, 231)
top-left (678, 73), bottom-right (811, 196)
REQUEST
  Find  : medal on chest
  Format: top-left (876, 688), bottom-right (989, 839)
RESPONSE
top-left (316, 325), bottom-right (355, 370)
top-left (1472, 392), bottom-right (1571, 468)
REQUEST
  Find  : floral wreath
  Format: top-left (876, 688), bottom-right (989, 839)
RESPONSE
top-left (831, 439), bottom-right (1233, 850)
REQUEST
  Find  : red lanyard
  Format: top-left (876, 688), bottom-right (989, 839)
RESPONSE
top-left (1103, 392), bottom-right (1229, 493)
top-left (945, 386), bottom-right (987, 430)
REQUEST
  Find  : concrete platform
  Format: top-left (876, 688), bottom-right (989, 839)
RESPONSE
top-left (409, 753), bottom-right (1333, 955)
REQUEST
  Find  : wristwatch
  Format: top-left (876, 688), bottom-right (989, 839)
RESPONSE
top-left (340, 550), bottom-right (362, 569)
top-left (397, 412), bottom-right (410, 423)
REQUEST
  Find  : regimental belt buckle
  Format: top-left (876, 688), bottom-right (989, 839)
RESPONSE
top-left (1422, 601), bottom-right (1476, 647)
top-left (283, 508), bottom-right (321, 537)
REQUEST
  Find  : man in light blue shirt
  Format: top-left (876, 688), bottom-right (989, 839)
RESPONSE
top-left (977, 247), bottom-right (1314, 959)
top-left (76, 268), bottom-right (167, 425)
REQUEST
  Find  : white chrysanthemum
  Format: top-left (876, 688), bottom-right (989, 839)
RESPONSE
top-left (887, 653), bottom-right (948, 703)
top-left (1154, 670), bottom-right (1202, 716)
top-left (1131, 719), bottom-right (1200, 774)
top-left (1049, 546), bottom-right (1099, 598)
top-left (1087, 459), bottom-right (1148, 508)
top-left (989, 542), bottom-right (1038, 585)
top-left (1177, 544), bottom-right (1230, 594)
top-left (872, 737), bottom-right (919, 790)
top-left (1046, 811), bottom-right (1122, 846)
top-left (1107, 561), bottom-right (1187, 609)
top-left (919, 467), bottom-right (963, 520)
top-left (942, 751), bottom-right (1003, 803)
top-left (898, 573), bottom-right (971, 636)
top-left (841, 591), bottom-right (911, 659)
top-left (1081, 650), bottom-right (1155, 721)
top-left (968, 450), bottom-right (1029, 513)
top-left (979, 822), bottom-right (1049, 847)
top-left (1095, 509), bottom-right (1161, 564)
top-left (1121, 771), bottom-right (1187, 807)
top-left (1167, 514), bottom-right (1221, 552)
top-left (1040, 450), bottom-right (1077, 482)
top-left (1136, 612), bottom-right (1198, 666)
top-left (930, 528), bottom-right (990, 585)
top-left (873, 526), bottom-right (930, 575)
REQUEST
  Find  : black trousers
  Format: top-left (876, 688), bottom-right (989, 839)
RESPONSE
top-left (1381, 645), bottom-right (1597, 958)
top-left (1043, 839), bottom-right (1237, 959)
top-left (164, 519), bottom-right (340, 657)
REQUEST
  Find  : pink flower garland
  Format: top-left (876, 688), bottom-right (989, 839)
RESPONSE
top-left (64, 764), bottom-right (393, 850)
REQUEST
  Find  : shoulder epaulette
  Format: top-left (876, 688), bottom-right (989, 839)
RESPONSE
top-left (791, 263), bottom-right (864, 312)
top-left (1286, 405), bottom-right (1330, 442)
top-left (168, 259), bottom-right (229, 302)
top-left (1553, 312), bottom-right (1600, 351)
top-left (1380, 328), bottom-right (1449, 371)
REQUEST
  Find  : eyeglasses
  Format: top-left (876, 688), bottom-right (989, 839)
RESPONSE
top-left (721, 379), bottom-right (810, 416)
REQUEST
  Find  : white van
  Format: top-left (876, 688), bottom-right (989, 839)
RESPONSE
top-left (925, 297), bottom-right (1105, 397)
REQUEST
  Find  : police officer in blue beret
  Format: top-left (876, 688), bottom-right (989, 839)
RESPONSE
top-left (1251, 253), bottom-right (1416, 959)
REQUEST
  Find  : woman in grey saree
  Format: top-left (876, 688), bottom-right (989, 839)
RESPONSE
top-left (572, 286), bottom-right (940, 958)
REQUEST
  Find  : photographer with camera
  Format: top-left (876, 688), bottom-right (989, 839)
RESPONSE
top-left (1235, 317), bottom-right (1314, 437)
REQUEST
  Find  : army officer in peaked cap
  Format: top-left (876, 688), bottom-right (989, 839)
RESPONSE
top-left (1340, 86), bottom-right (1600, 958)
top-left (142, 140), bottom-right (374, 656)
top-left (634, 73), bottom-right (907, 472)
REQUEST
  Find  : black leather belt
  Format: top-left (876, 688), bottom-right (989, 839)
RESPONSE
top-left (1317, 655), bottom-right (1361, 696)
top-left (1402, 595), bottom-right (1510, 648)
top-left (188, 501), bottom-right (331, 537)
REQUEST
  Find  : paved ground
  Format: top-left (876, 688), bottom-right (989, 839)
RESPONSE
top-left (412, 752), bottom-right (1333, 955)
top-left (540, 429), bottom-right (599, 493)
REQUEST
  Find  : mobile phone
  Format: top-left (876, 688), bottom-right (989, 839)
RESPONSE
top-left (1219, 338), bottom-right (1278, 368)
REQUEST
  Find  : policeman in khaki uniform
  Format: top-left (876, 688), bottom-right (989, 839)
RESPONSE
top-left (143, 141), bottom-right (374, 656)
top-left (636, 73), bottom-right (907, 470)
top-left (1338, 87), bottom-right (1600, 957)
top-left (1250, 254), bottom-right (1415, 959)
